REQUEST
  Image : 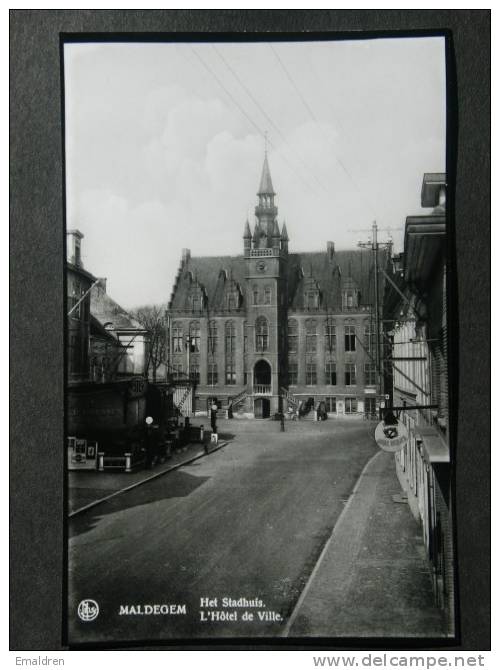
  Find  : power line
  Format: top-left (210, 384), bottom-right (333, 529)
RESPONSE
top-left (269, 44), bottom-right (379, 220)
top-left (212, 45), bottom-right (335, 199)
top-left (188, 46), bottom-right (324, 201)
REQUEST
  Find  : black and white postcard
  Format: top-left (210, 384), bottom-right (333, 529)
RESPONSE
top-left (63, 34), bottom-right (456, 646)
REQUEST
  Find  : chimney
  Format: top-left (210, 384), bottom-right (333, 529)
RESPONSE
top-left (181, 248), bottom-right (191, 265)
top-left (327, 241), bottom-right (335, 260)
top-left (67, 229), bottom-right (84, 267)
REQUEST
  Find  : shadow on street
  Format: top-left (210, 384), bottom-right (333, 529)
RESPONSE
top-left (70, 470), bottom-right (210, 539)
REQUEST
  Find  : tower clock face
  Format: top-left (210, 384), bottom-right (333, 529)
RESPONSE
top-left (256, 260), bottom-right (267, 273)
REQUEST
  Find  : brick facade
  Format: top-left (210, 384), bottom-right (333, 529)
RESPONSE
top-left (167, 155), bottom-right (388, 418)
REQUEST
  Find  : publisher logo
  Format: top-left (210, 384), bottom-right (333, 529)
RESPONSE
top-left (77, 599), bottom-right (99, 622)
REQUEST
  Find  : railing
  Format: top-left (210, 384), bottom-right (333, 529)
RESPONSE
top-left (249, 248), bottom-right (275, 257)
top-left (281, 387), bottom-right (299, 407)
top-left (230, 389), bottom-right (248, 409)
top-left (253, 385), bottom-right (272, 395)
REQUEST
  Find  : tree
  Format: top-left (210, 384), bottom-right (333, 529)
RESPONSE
top-left (131, 304), bottom-right (167, 382)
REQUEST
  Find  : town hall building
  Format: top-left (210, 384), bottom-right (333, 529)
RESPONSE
top-left (167, 154), bottom-right (389, 419)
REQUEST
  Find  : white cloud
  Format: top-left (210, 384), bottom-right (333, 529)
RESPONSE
top-left (65, 38), bottom-right (446, 309)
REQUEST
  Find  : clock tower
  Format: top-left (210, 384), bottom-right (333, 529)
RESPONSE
top-left (243, 152), bottom-right (288, 417)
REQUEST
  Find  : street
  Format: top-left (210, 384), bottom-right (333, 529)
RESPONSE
top-left (68, 419), bottom-right (443, 644)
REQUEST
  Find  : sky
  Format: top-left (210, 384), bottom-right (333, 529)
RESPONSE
top-left (64, 37), bottom-right (446, 309)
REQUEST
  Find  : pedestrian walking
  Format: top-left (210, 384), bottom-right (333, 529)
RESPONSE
top-left (210, 402), bottom-right (218, 435)
top-left (280, 412), bottom-right (285, 432)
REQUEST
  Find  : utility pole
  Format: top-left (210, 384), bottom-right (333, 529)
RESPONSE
top-left (356, 221), bottom-right (393, 403)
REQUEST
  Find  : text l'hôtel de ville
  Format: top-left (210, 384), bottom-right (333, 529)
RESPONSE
top-left (199, 597), bottom-right (282, 622)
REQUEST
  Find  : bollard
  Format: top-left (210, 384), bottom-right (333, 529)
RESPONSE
top-left (125, 453), bottom-right (132, 473)
top-left (98, 452), bottom-right (105, 472)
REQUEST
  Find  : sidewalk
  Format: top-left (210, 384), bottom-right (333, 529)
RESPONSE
top-left (286, 450), bottom-right (448, 638)
top-left (68, 433), bottom-right (227, 515)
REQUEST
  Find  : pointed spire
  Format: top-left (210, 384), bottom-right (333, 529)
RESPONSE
top-left (281, 221), bottom-right (289, 241)
top-left (257, 153), bottom-right (275, 195)
top-left (243, 219), bottom-right (251, 239)
top-left (272, 220), bottom-right (281, 238)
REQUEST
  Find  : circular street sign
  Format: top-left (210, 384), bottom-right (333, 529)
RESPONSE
top-left (374, 420), bottom-right (408, 453)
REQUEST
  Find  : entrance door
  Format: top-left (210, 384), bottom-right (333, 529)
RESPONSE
top-left (254, 397), bottom-right (271, 419)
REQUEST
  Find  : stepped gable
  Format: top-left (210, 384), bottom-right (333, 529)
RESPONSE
top-left (169, 254), bottom-right (246, 312)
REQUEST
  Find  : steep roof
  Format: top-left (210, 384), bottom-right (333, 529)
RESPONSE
top-left (169, 255), bottom-right (246, 313)
top-left (91, 283), bottom-right (147, 332)
top-left (168, 248), bottom-right (389, 313)
top-left (257, 154), bottom-right (275, 195)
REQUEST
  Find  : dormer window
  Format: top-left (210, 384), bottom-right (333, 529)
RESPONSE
top-left (305, 290), bottom-right (319, 309)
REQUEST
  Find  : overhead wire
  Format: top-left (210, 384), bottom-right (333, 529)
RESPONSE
top-left (269, 43), bottom-right (379, 221)
top-left (212, 45), bottom-right (336, 200)
top-left (188, 46), bottom-right (325, 201)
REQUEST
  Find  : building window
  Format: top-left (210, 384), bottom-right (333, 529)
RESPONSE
top-left (172, 323), bottom-right (183, 354)
top-left (171, 364), bottom-right (183, 380)
top-left (325, 361), bottom-right (337, 385)
top-left (69, 282), bottom-right (83, 319)
top-left (225, 359), bottom-right (236, 385)
top-left (345, 363), bottom-right (356, 386)
top-left (253, 287), bottom-right (259, 305)
top-left (191, 294), bottom-right (203, 311)
top-left (225, 321), bottom-right (236, 353)
top-left (288, 360), bottom-right (298, 386)
top-left (325, 396), bottom-right (336, 413)
top-left (364, 362), bottom-right (377, 386)
top-left (190, 362), bottom-right (200, 383)
top-left (288, 319), bottom-right (298, 353)
top-left (264, 287), bottom-right (271, 304)
top-left (255, 316), bottom-right (269, 351)
top-left (343, 290), bottom-right (358, 310)
top-left (243, 321), bottom-right (248, 353)
top-left (365, 397), bottom-right (376, 418)
top-left (189, 321), bottom-right (200, 353)
top-left (208, 363), bottom-right (218, 386)
top-left (306, 361), bottom-right (317, 385)
top-left (306, 319), bottom-right (317, 353)
top-left (324, 318), bottom-right (336, 353)
top-left (208, 321), bottom-right (217, 354)
top-left (345, 324), bottom-right (356, 352)
top-left (345, 397), bottom-right (358, 414)
top-left (227, 292), bottom-right (237, 310)
top-left (305, 290), bottom-right (319, 309)
top-left (364, 322), bottom-right (376, 353)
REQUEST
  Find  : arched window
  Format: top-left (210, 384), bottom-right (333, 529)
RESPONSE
top-left (264, 286), bottom-right (272, 305)
top-left (324, 318), bottom-right (336, 353)
top-left (172, 322), bottom-right (183, 353)
top-left (288, 318), bottom-right (298, 353)
top-left (225, 321), bottom-right (236, 354)
top-left (364, 321), bottom-right (375, 353)
top-left (225, 321), bottom-right (236, 385)
top-left (255, 317), bottom-right (269, 351)
top-left (305, 319), bottom-right (317, 353)
top-left (325, 358), bottom-right (337, 385)
top-left (253, 286), bottom-right (259, 305)
top-left (189, 321), bottom-right (200, 352)
top-left (208, 321), bottom-right (217, 354)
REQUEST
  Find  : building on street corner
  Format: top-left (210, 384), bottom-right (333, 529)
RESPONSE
top-left (167, 154), bottom-right (392, 419)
